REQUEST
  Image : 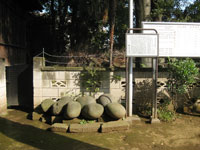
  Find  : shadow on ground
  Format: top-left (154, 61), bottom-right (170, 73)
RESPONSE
top-left (0, 116), bottom-right (108, 150)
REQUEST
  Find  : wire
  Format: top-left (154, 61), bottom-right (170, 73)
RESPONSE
top-left (44, 51), bottom-right (96, 58)
top-left (34, 51), bottom-right (43, 57)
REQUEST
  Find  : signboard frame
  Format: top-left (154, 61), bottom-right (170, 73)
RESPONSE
top-left (126, 33), bottom-right (159, 57)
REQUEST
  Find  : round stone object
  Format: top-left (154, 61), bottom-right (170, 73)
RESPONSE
top-left (51, 96), bottom-right (72, 115)
top-left (63, 101), bottom-right (81, 119)
top-left (76, 95), bottom-right (96, 109)
top-left (105, 102), bottom-right (126, 119)
top-left (41, 99), bottom-right (55, 113)
top-left (82, 103), bottom-right (104, 119)
top-left (194, 99), bottom-right (200, 113)
top-left (97, 94), bottom-right (117, 107)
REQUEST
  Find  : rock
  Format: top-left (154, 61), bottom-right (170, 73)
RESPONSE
top-left (194, 99), bottom-right (200, 113)
top-left (51, 96), bottom-right (72, 115)
top-left (63, 101), bottom-right (81, 119)
top-left (105, 103), bottom-right (126, 119)
top-left (76, 96), bottom-right (96, 109)
top-left (69, 123), bottom-right (101, 133)
top-left (82, 103), bottom-right (104, 119)
top-left (40, 99), bottom-right (55, 113)
top-left (101, 121), bottom-right (129, 133)
top-left (50, 123), bottom-right (68, 132)
top-left (97, 94), bottom-right (118, 107)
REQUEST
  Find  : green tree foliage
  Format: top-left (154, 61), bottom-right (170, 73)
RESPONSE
top-left (36, 0), bottom-right (129, 54)
top-left (114, 0), bottom-right (129, 50)
top-left (184, 0), bottom-right (200, 22)
top-left (167, 58), bottom-right (199, 101)
top-left (150, 0), bottom-right (191, 21)
top-left (36, 0), bottom-right (199, 54)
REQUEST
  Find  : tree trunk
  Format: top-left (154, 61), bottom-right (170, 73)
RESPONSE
top-left (109, 0), bottom-right (116, 68)
top-left (50, 0), bottom-right (56, 52)
top-left (135, 0), bottom-right (151, 68)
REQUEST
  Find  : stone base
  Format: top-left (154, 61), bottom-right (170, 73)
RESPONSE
top-left (150, 118), bottom-right (160, 124)
top-left (101, 121), bottom-right (129, 133)
top-left (69, 123), bottom-right (101, 133)
top-left (50, 123), bottom-right (68, 132)
top-left (124, 115), bottom-right (141, 125)
top-left (0, 110), bottom-right (7, 116)
top-left (0, 104), bottom-right (7, 115)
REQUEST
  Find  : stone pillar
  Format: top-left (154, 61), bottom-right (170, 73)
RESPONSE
top-left (33, 57), bottom-right (44, 108)
top-left (0, 59), bottom-right (7, 114)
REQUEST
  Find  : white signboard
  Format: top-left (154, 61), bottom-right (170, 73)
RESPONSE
top-left (126, 33), bottom-right (158, 57)
top-left (143, 22), bottom-right (200, 57)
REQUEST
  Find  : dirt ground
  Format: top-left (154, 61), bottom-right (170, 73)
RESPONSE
top-left (0, 109), bottom-right (200, 150)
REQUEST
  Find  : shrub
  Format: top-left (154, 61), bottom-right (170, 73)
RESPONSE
top-left (158, 98), bottom-right (176, 122)
top-left (167, 58), bottom-right (199, 108)
top-left (80, 63), bottom-right (102, 97)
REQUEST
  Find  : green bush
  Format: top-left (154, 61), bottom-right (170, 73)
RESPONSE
top-left (158, 98), bottom-right (176, 122)
top-left (158, 109), bottom-right (175, 122)
top-left (167, 58), bottom-right (199, 107)
top-left (79, 119), bottom-right (95, 125)
top-left (80, 63), bottom-right (102, 96)
top-left (167, 58), bottom-right (199, 94)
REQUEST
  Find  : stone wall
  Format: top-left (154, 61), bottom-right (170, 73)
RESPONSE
top-left (33, 57), bottom-right (126, 108)
top-left (0, 59), bottom-right (7, 114)
top-left (33, 57), bottom-right (170, 109)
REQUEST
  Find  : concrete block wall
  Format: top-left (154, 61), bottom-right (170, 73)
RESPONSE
top-left (0, 59), bottom-right (7, 114)
top-left (33, 57), bottom-right (126, 108)
top-left (33, 57), bottom-right (170, 109)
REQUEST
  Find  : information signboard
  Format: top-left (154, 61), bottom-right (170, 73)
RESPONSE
top-left (143, 22), bottom-right (200, 57)
top-left (126, 33), bottom-right (158, 57)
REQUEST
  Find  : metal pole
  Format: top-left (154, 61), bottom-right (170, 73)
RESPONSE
top-left (152, 57), bottom-right (158, 119)
top-left (129, 0), bottom-right (133, 31)
top-left (127, 0), bottom-right (134, 117)
top-left (42, 48), bottom-right (45, 67)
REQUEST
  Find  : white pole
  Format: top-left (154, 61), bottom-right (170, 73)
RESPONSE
top-left (128, 0), bottom-right (134, 117)
top-left (129, 0), bottom-right (133, 32)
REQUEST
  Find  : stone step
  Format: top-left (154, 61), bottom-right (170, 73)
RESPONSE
top-left (50, 123), bottom-right (68, 132)
top-left (69, 123), bottom-right (101, 133)
top-left (101, 120), bottom-right (130, 133)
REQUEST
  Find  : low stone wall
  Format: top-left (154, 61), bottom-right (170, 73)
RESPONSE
top-left (33, 57), bottom-right (127, 108)
top-left (33, 57), bottom-right (170, 109)
top-left (0, 59), bottom-right (7, 114)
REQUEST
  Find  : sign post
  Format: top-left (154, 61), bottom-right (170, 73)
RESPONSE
top-left (126, 28), bottom-right (159, 122)
top-left (126, 0), bottom-right (134, 117)
top-left (152, 57), bottom-right (159, 123)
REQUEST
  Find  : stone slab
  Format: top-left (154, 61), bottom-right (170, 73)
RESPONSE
top-left (101, 121), bottom-right (129, 133)
top-left (0, 104), bottom-right (7, 115)
top-left (124, 115), bottom-right (141, 125)
top-left (62, 118), bottom-right (81, 124)
top-left (50, 123), bottom-right (68, 132)
top-left (69, 123), bottom-right (101, 133)
top-left (150, 118), bottom-right (161, 124)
